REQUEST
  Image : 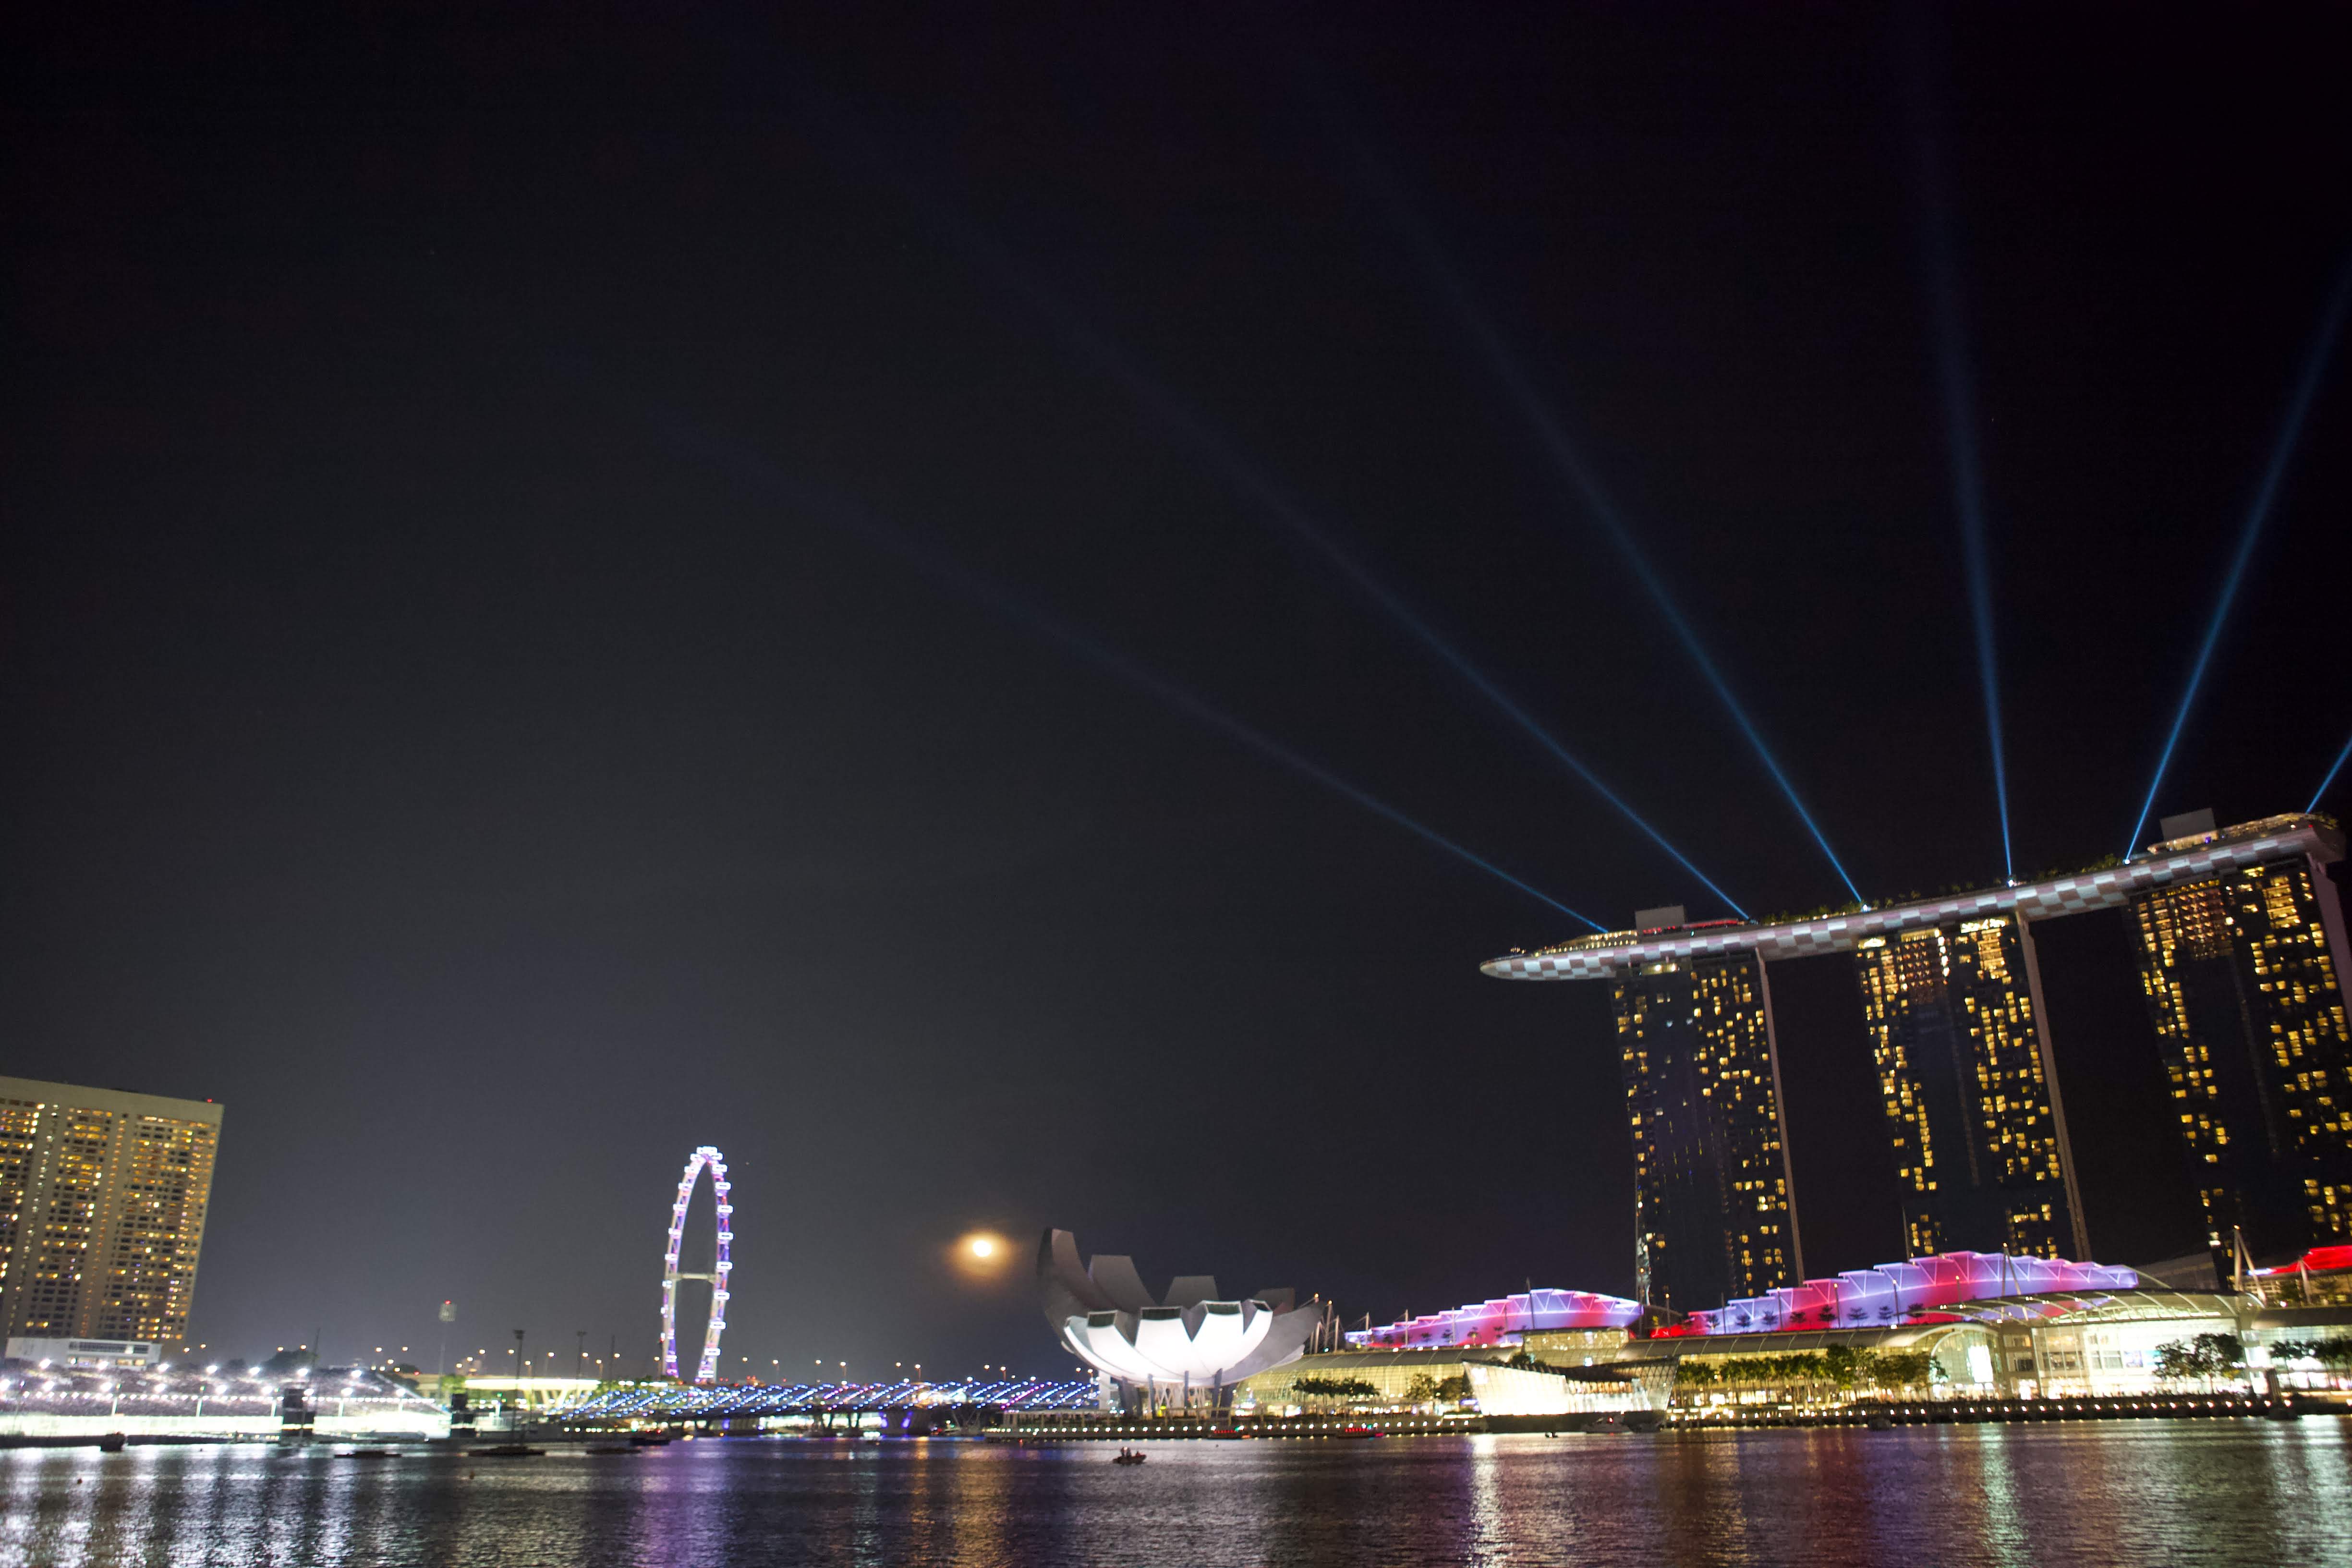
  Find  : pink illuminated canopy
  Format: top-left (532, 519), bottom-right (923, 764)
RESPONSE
top-left (1678, 1251), bottom-right (2139, 1337)
top-left (1345, 1288), bottom-right (1644, 1349)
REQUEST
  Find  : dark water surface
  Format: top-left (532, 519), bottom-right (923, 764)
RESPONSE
top-left (5, 1424), bottom-right (2349, 1567)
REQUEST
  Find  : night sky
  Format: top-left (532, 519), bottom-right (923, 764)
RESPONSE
top-left (8, 6), bottom-right (2348, 1381)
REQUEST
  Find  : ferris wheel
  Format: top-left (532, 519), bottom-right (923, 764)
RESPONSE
top-left (659, 1145), bottom-right (733, 1382)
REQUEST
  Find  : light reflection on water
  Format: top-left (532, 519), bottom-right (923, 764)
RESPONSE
top-left (2, 1423), bottom-right (2347, 1568)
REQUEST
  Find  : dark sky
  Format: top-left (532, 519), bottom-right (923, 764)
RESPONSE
top-left (7, 5), bottom-right (2348, 1379)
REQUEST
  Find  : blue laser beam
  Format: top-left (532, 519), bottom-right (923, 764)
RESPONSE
top-left (1357, 161), bottom-right (1864, 904)
top-left (2307, 729), bottom-right (2352, 815)
top-left (612, 385), bottom-right (1605, 931)
top-left (896, 196), bottom-right (1749, 921)
top-left (1911, 64), bottom-right (2014, 881)
top-left (2122, 249), bottom-right (2352, 856)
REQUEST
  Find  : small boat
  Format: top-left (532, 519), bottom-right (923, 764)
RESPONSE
top-left (97, 1433), bottom-right (127, 1454)
top-left (467, 1445), bottom-right (546, 1458)
top-left (335, 1448), bottom-right (398, 1459)
top-left (584, 1443), bottom-right (641, 1454)
top-left (1111, 1447), bottom-right (1147, 1465)
top-left (629, 1432), bottom-right (675, 1447)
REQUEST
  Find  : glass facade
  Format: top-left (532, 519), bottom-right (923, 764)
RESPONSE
top-left (0, 1077), bottom-right (221, 1349)
top-left (1612, 951), bottom-right (1799, 1312)
top-left (2130, 854), bottom-right (2352, 1268)
top-left (1855, 916), bottom-right (2078, 1259)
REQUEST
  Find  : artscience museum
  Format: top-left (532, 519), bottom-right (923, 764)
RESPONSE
top-left (1038, 1230), bottom-right (1317, 1409)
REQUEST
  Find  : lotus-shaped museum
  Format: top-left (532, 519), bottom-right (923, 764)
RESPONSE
top-left (1038, 1229), bottom-right (1317, 1394)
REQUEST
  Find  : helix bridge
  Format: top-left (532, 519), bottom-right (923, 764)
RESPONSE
top-left (565, 1376), bottom-right (1102, 1422)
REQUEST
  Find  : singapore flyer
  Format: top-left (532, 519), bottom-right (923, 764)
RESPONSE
top-left (659, 1145), bottom-right (733, 1382)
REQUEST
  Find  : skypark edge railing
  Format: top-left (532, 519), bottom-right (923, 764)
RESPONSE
top-left (1484, 814), bottom-right (2341, 981)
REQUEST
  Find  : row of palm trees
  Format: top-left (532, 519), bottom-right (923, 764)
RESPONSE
top-left (1674, 1347), bottom-right (1935, 1402)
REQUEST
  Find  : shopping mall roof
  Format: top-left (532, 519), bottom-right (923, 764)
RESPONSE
top-left (1934, 1289), bottom-right (2243, 1325)
top-left (1258, 1349), bottom-right (1644, 1384)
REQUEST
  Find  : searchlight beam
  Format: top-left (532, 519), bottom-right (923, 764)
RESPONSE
top-left (2311, 729), bottom-right (2352, 814)
top-left (2123, 250), bottom-right (2352, 856)
top-left (852, 157), bottom-right (1746, 920)
top-left (615, 391), bottom-right (1604, 930)
top-left (1359, 155), bottom-right (1863, 904)
top-left (1910, 56), bottom-right (2015, 881)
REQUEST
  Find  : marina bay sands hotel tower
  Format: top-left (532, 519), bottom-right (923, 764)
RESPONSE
top-left (1608, 927), bottom-right (1801, 1313)
top-left (1854, 914), bottom-right (2075, 1264)
top-left (1486, 812), bottom-right (2352, 1307)
top-left (1602, 903), bottom-right (2073, 1313)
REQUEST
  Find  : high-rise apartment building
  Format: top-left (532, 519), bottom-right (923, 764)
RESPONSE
top-left (2129, 816), bottom-right (2352, 1269)
top-left (1855, 914), bottom-right (2085, 1261)
top-left (0, 1077), bottom-right (223, 1349)
top-left (1612, 939), bottom-right (1800, 1312)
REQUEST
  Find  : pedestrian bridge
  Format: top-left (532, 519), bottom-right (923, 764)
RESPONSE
top-left (563, 1376), bottom-right (1101, 1422)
